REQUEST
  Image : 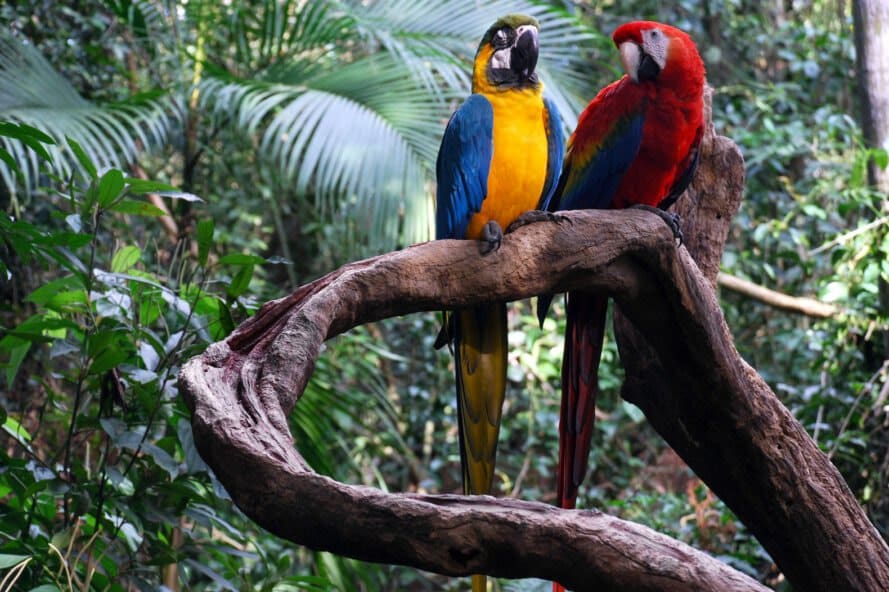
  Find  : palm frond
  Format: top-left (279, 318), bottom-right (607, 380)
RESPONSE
top-left (0, 32), bottom-right (180, 205)
top-left (200, 0), bottom-right (600, 254)
top-left (345, 0), bottom-right (603, 126)
top-left (202, 62), bottom-right (432, 252)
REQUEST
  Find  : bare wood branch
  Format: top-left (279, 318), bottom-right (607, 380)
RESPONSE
top-left (717, 272), bottom-right (838, 318)
top-left (181, 211), bottom-right (770, 592)
top-left (180, 208), bottom-right (888, 590)
top-left (179, 88), bottom-right (889, 589)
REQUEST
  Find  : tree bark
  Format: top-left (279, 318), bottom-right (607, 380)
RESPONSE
top-left (853, 0), bottom-right (889, 193)
top-left (179, 217), bottom-right (889, 590)
top-left (852, 0), bottom-right (889, 359)
top-left (178, 87), bottom-right (889, 589)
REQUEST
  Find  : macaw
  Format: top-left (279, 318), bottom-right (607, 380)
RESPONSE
top-left (435, 13), bottom-right (564, 592)
top-left (538, 22), bottom-right (704, 589)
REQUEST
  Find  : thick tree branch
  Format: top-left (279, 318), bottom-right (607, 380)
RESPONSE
top-left (181, 212), bottom-right (769, 591)
top-left (180, 209), bottom-right (889, 590)
top-left (179, 92), bottom-right (889, 589)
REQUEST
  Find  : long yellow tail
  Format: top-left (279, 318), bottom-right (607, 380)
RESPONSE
top-left (455, 303), bottom-right (507, 592)
top-left (472, 574), bottom-right (488, 592)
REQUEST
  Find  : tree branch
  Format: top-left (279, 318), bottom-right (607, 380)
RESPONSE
top-left (717, 272), bottom-right (838, 318)
top-left (179, 208), bottom-right (888, 590)
top-left (179, 90), bottom-right (889, 590)
top-left (181, 211), bottom-right (770, 591)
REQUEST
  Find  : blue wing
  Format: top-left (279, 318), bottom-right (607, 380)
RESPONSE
top-left (546, 104), bottom-right (645, 213)
top-left (435, 94), bottom-right (494, 240)
top-left (538, 95), bottom-right (565, 209)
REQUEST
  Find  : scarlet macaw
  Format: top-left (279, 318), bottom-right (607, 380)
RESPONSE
top-left (435, 13), bottom-right (563, 592)
top-left (538, 23), bottom-right (704, 589)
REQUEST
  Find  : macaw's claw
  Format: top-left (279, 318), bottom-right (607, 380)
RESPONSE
top-left (479, 220), bottom-right (503, 254)
top-left (505, 209), bottom-right (568, 234)
top-left (631, 204), bottom-right (683, 246)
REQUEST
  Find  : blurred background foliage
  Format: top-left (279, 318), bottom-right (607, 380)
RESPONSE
top-left (0, 0), bottom-right (886, 590)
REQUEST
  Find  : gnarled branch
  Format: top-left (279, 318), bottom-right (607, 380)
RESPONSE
top-left (179, 93), bottom-right (889, 590)
top-left (179, 208), bottom-right (889, 590)
top-left (181, 209), bottom-right (770, 591)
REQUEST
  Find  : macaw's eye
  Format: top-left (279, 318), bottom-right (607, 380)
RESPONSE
top-left (493, 29), bottom-right (511, 49)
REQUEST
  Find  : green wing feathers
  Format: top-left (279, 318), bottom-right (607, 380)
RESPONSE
top-left (455, 304), bottom-right (508, 496)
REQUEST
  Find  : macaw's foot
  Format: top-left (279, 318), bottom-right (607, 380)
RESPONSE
top-left (505, 209), bottom-right (569, 234)
top-left (631, 204), bottom-right (683, 246)
top-left (479, 220), bottom-right (503, 254)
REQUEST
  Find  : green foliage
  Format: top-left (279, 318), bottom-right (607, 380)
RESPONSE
top-left (2, 0), bottom-right (888, 590)
top-left (0, 0), bottom-right (600, 260)
top-left (0, 120), bottom-right (401, 589)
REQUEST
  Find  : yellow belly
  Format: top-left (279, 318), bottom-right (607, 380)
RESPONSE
top-left (465, 90), bottom-right (549, 240)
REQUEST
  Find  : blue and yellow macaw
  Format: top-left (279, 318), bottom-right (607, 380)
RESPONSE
top-left (435, 14), bottom-right (563, 592)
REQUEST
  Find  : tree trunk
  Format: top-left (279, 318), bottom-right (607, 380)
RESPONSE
top-left (178, 92), bottom-right (889, 590)
top-left (853, 0), bottom-right (889, 192)
top-left (853, 0), bottom-right (889, 358)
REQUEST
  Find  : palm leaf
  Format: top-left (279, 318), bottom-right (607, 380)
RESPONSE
top-left (200, 0), bottom-right (600, 254)
top-left (348, 0), bottom-right (601, 126)
top-left (0, 31), bottom-right (180, 207)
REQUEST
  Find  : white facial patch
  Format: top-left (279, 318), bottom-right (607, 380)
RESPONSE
top-left (515, 24), bottom-right (535, 39)
top-left (491, 46), bottom-right (511, 70)
top-left (619, 41), bottom-right (641, 82)
top-left (641, 28), bottom-right (668, 71)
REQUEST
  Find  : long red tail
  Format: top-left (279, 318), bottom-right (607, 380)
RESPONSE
top-left (558, 291), bottom-right (606, 509)
top-left (553, 292), bottom-right (606, 592)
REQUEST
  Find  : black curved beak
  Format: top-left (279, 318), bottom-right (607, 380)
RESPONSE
top-left (511, 27), bottom-right (539, 80)
top-left (638, 50), bottom-right (661, 82)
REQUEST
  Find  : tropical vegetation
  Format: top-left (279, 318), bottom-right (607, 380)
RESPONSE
top-left (0, 0), bottom-right (886, 590)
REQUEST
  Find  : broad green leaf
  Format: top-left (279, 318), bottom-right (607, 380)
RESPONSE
top-left (89, 347), bottom-right (130, 375)
top-left (34, 230), bottom-right (92, 249)
top-left (197, 218), bottom-right (214, 267)
top-left (2, 338), bottom-right (30, 387)
top-left (874, 149), bottom-right (888, 171)
top-left (111, 245), bottom-right (141, 273)
top-left (219, 253), bottom-right (265, 265)
top-left (25, 275), bottom-right (86, 309)
top-left (0, 554), bottom-right (29, 569)
top-left (124, 178), bottom-right (179, 194)
top-left (66, 136), bottom-right (97, 179)
top-left (3, 414), bottom-right (32, 447)
top-left (142, 442), bottom-right (179, 479)
top-left (97, 168), bottom-right (125, 207)
top-left (109, 199), bottom-right (167, 217)
top-left (820, 281), bottom-right (849, 303)
top-left (178, 419), bottom-right (209, 474)
top-left (106, 467), bottom-right (135, 496)
top-left (227, 264), bottom-right (254, 298)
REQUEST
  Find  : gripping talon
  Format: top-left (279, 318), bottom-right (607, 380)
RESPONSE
top-left (505, 209), bottom-right (567, 234)
top-left (631, 204), bottom-right (683, 245)
top-left (480, 220), bottom-right (503, 254)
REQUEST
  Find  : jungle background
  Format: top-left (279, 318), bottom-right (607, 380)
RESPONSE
top-left (0, 0), bottom-right (886, 590)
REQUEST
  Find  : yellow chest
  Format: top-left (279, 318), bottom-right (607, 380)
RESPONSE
top-left (465, 91), bottom-right (549, 240)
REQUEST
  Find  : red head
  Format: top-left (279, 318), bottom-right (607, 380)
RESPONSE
top-left (612, 21), bottom-right (705, 96)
